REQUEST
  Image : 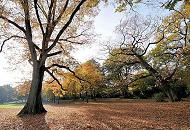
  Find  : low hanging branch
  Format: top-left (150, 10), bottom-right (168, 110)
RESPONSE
top-left (127, 74), bottom-right (152, 86)
top-left (0, 15), bottom-right (26, 33)
top-left (45, 68), bottom-right (66, 91)
top-left (46, 63), bottom-right (92, 90)
top-left (46, 64), bottom-right (84, 81)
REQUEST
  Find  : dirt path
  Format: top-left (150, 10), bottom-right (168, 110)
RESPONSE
top-left (0, 101), bottom-right (190, 130)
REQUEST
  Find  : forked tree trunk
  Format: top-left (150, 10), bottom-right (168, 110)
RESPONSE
top-left (164, 89), bottom-right (179, 102)
top-left (135, 54), bottom-right (180, 102)
top-left (159, 80), bottom-right (179, 102)
top-left (18, 62), bottom-right (46, 116)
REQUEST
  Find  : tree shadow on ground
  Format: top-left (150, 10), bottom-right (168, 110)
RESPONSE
top-left (19, 113), bottom-right (50, 130)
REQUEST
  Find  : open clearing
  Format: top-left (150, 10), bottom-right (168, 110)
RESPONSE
top-left (0, 100), bottom-right (190, 130)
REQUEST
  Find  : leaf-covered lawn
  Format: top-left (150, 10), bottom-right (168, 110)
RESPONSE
top-left (0, 100), bottom-right (190, 130)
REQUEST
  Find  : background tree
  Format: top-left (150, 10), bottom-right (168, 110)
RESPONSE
top-left (149, 0), bottom-right (190, 98)
top-left (103, 47), bottom-right (140, 97)
top-left (0, 85), bottom-right (15, 103)
top-left (42, 81), bottom-right (64, 103)
top-left (15, 81), bottom-right (31, 102)
top-left (42, 59), bottom-right (103, 102)
top-left (42, 84), bottom-right (55, 103)
top-left (75, 59), bottom-right (102, 100)
top-left (105, 14), bottom-right (189, 101)
top-left (128, 70), bottom-right (157, 99)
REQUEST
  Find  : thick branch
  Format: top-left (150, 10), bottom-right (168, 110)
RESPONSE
top-left (164, 63), bottom-right (178, 81)
top-left (34, 0), bottom-right (45, 35)
top-left (128, 74), bottom-right (152, 86)
top-left (46, 0), bottom-right (86, 53)
top-left (53, 0), bottom-right (70, 25)
top-left (22, 0), bottom-right (38, 61)
top-left (0, 15), bottom-right (26, 33)
top-left (47, 50), bottom-right (62, 57)
top-left (45, 69), bottom-right (66, 91)
top-left (46, 64), bottom-right (85, 82)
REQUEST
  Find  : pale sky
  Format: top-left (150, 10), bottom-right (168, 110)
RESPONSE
top-left (0, 1), bottom-right (169, 86)
top-left (0, 2), bottom-right (125, 86)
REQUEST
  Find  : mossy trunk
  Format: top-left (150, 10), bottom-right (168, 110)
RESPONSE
top-left (18, 62), bottom-right (46, 116)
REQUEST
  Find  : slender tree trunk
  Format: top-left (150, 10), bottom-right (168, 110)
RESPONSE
top-left (79, 93), bottom-right (82, 99)
top-left (53, 94), bottom-right (55, 103)
top-left (57, 96), bottom-right (60, 104)
top-left (86, 91), bottom-right (88, 103)
top-left (18, 62), bottom-right (46, 116)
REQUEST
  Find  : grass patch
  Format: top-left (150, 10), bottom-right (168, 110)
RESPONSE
top-left (0, 103), bottom-right (24, 109)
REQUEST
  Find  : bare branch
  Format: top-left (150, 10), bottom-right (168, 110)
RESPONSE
top-left (37, 2), bottom-right (48, 19)
top-left (45, 69), bottom-right (66, 91)
top-left (140, 31), bottom-right (165, 56)
top-left (53, 0), bottom-right (70, 25)
top-left (58, 39), bottom-right (85, 45)
top-left (46, 64), bottom-right (88, 83)
top-left (0, 15), bottom-right (26, 33)
top-left (34, 0), bottom-right (45, 35)
top-left (47, 50), bottom-right (62, 57)
top-left (164, 63), bottom-right (179, 81)
top-left (0, 35), bottom-right (25, 52)
top-left (46, 0), bottom-right (87, 53)
top-left (50, 28), bottom-right (90, 45)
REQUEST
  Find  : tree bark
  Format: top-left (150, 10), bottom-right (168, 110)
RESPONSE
top-left (85, 91), bottom-right (88, 103)
top-left (135, 54), bottom-right (180, 102)
top-left (18, 62), bottom-right (46, 116)
top-left (163, 87), bottom-right (179, 102)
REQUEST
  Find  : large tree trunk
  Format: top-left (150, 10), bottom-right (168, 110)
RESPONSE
top-left (18, 62), bottom-right (46, 116)
top-left (163, 87), bottom-right (180, 102)
top-left (159, 80), bottom-right (179, 102)
top-left (134, 54), bottom-right (181, 102)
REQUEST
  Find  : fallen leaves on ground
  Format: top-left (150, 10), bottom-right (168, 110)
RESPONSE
top-left (0, 100), bottom-right (190, 130)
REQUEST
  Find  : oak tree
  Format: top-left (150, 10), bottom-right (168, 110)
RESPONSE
top-left (0, 0), bottom-right (98, 115)
top-left (106, 14), bottom-right (189, 101)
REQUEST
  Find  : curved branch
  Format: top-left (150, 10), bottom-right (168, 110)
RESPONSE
top-left (140, 31), bottom-right (165, 56)
top-left (46, 64), bottom-right (89, 83)
top-left (0, 35), bottom-right (25, 52)
top-left (45, 69), bottom-right (66, 91)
